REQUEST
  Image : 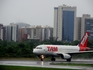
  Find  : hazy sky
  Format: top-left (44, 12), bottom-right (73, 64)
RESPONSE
top-left (0, 0), bottom-right (93, 27)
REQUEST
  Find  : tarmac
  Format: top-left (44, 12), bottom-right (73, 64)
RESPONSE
top-left (0, 59), bottom-right (93, 70)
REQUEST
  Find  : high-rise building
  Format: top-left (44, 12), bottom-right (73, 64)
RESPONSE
top-left (5, 23), bottom-right (18, 42)
top-left (0, 24), bottom-right (4, 40)
top-left (76, 14), bottom-right (93, 40)
top-left (5, 25), bottom-right (12, 41)
top-left (19, 25), bottom-right (53, 41)
top-left (81, 14), bottom-right (93, 40)
top-left (25, 25), bottom-right (42, 40)
top-left (54, 5), bottom-right (77, 41)
top-left (10, 23), bottom-right (18, 42)
top-left (42, 26), bottom-right (53, 41)
top-left (18, 26), bottom-right (27, 42)
top-left (76, 17), bottom-right (82, 40)
top-left (36, 26), bottom-right (42, 41)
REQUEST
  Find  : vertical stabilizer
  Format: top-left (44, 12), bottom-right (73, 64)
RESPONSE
top-left (79, 32), bottom-right (90, 51)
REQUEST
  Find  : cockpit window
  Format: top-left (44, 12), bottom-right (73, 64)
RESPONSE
top-left (36, 47), bottom-right (42, 49)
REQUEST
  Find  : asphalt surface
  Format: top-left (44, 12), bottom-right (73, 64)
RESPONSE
top-left (0, 59), bottom-right (93, 70)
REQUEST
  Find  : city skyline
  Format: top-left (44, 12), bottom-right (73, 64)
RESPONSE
top-left (0, 0), bottom-right (93, 27)
top-left (0, 23), bottom-right (54, 42)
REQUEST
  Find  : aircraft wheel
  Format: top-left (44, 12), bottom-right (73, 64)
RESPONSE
top-left (40, 55), bottom-right (44, 61)
top-left (41, 58), bottom-right (43, 61)
top-left (67, 58), bottom-right (71, 62)
top-left (51, 57), bottom-right (56, 61)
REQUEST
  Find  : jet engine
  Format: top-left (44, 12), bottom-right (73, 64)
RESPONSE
top-left (60, 53), bottom-right (71, 59)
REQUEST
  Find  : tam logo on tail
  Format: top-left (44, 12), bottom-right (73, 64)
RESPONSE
top-left (79, 32), bottom-right (89, 47)
top-left (81, 33), bottom-right (88, 46)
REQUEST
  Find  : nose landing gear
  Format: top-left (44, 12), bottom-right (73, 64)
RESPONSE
top-left (40, 55), bottom-right (56, 61)
top-left (40, 55), bottom-right (44, 61)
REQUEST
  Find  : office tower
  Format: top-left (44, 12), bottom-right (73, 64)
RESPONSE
top-left (0, 24), bottom-right (4, 40)
top-left (5, 25), bottom-right (12, 41)
top-left (10, 23), bottom-right (18, 42)
top-left (54, 5), bottom-right (76, 41)
top-left (76, 17), bottom-right (82, 40)
top-left (18, 25), bottom-right (28, 42)
top-left (5, 23), bottom-right (18, 42)
top-left (36, 26), bottom-right (42, 41)
top-left (81, 14), bottom-right (93, 40)
top-left (42, 26), bottom-right (53, 41)
top-left (76, 14), bottom-right (93, 40)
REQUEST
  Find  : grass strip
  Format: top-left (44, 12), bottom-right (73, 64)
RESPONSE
top-left (50, 63), bottom-right (93, 67)
top-left (0, 65), bottom-right (77, 70)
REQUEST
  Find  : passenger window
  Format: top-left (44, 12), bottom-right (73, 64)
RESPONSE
top-left (36, 47), bottom-right (42, 49)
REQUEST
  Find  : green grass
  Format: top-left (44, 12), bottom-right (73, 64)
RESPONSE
top-left (50, 63), bottom-right (93, 67)
top-left (0, 65), bottom-right (77, 70)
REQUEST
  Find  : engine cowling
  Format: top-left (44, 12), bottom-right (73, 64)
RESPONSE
top-left (60, 53), bottom-right (71, 59)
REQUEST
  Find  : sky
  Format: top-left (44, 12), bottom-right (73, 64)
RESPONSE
top-left (0, 0), bottom-right (93, 27)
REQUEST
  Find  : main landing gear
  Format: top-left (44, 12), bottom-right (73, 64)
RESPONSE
top-left (51, 57), bottom-right (56, 61)
top-left (66, 58), bottom-right (71, 62)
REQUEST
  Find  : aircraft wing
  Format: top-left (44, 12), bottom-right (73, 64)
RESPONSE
top-left (57, 50), bottom-right (93, 54)
top-left (80, 50), bottom-right (93, 52)
top-left (67, 51), bottom-right (93, 54)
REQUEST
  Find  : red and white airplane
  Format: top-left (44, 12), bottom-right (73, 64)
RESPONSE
top-left (33, 32), bottom-right (93, 62)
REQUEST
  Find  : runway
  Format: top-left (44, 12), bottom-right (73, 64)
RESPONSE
top-left (0, 59), bottom-right (93, 70)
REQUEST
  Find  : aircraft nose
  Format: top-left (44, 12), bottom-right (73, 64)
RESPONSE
top-left (33, 49), bottom-right (35, 53)
top-left (33, 48), bottom-right (37, 54)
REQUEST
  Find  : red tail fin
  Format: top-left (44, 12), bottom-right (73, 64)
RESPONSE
top-left (79, 32), bottom-right (90, 51)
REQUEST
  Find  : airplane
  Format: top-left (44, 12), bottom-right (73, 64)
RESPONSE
top-left (33, 32), bottom-right (93, 62)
